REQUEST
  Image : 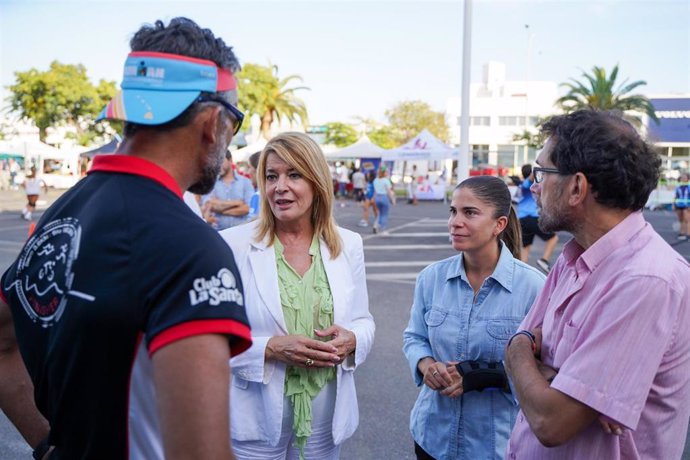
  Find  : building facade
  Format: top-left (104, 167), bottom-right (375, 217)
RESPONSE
top-left (446, 61), bottom-right (559, 174)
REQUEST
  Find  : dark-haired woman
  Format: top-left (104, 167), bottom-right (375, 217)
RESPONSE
top-left (403, 176), bottom-right (545, 459)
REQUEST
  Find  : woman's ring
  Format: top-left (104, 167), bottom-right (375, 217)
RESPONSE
top-left (305, 358), bottom-right (314, 367)
top-left (432, 370), bottom-right (439, 376)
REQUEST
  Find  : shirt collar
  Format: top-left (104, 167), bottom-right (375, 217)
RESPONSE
top-left (88, 154), bottom-right (183, 199)
top-left (446, 241), bottom-right (514, 292)
top-left (578, 211), bottom-right (646, 272)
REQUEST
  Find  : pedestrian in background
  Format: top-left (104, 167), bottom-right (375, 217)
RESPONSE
top-left (373, 167), bottom-right (395, 235)
top-left (202, 150), bottom-right (254, 230)
top-left (673, 172), bottom-right (689, 240)
top-left (358, 171), bottom-right (378, 228)
top-left (221, 132), bottom-right (375, 460)
top-left (21, 167), bottom-right (47, 221)
top-left (403, 176), bottom-right (545, 460)
top-left (517, 164), bottom-right (558, 273)
top-left (247, 151), bottom-right (261, 220)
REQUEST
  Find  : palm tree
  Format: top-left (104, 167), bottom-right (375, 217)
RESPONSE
top-left (556, 65), bottom-right (658, 125)
top-left (237, 63), bottom-right (309, 139)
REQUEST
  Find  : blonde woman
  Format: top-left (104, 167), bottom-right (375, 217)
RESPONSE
top-left (221, 132), bottom-right (375, 459)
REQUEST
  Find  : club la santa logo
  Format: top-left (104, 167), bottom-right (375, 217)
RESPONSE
top-left (189, 268), bottom-right (244, 307)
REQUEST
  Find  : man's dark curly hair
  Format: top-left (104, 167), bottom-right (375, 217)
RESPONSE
top-left (540, 110), bottom-right (660, 211)
top-left (124, 17), bottom-right (240, 137)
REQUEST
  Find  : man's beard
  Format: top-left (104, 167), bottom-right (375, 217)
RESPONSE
top-left (188, 140), bottom-right (226, 195)
top-left (188, 123), bottom-right (229, 195)
top-left (538, 197), bottom-right (575, 234)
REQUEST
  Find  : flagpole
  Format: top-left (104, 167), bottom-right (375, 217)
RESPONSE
top-left (456, 0), bottom-right (472, 185)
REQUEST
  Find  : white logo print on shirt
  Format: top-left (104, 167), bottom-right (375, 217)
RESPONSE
top-left (188, 268), bottom-right (244, 307)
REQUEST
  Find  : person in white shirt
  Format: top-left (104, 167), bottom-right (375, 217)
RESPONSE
top-left (22, 167), bottom-right (47, 221)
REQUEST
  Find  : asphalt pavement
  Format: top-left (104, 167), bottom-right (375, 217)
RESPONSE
top-left (0, 191), bottom-right (688, 459)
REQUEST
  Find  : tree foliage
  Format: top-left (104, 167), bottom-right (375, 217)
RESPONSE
top-left (7, 61), bottom-right (117, 143)
top-left (512, 116), bottom-right (549, 149)
top-left (324, 122), bottom-right (358, 147)
top-left (556, 65), bottom-right (658, 125)
top-left (237, 63), bottom-right (309, 139)
top-left (384, 100), bottom-right (449, 144)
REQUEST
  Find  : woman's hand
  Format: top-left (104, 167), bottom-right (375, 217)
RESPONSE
top-left (418, 357), bottom-right (452, 390)
top-left (315, 325), bottom-right (356, 363)
top-left (266, 335), bottom-right (340, 368)
top-left (440, 362), bottom-right (464, 398)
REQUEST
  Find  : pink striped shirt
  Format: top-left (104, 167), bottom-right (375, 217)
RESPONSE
top-left (507, 212), bottom-right (690, 459)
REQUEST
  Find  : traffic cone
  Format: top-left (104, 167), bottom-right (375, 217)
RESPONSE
top-left (28, 222), bottom-right (36, 237)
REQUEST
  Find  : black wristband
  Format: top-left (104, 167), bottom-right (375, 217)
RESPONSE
top-left (507, 330), bottom-right (537, 353)
top-left (33, 436), bottom-right (50, 460)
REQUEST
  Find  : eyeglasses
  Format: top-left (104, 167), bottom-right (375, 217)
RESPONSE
top-left (196, 95), bottom-right (245, 135)
top-left (533, 167), bottom-right (562, 184)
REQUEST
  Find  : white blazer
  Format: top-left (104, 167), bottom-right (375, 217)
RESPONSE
top-left (221, 221), bottom-right (375, 446)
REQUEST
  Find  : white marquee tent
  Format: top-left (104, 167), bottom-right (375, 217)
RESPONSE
top-left (380, 129), bottom-right (459, 161)
top-left (325, 135), bottom-right (386, 160)
top-left (231, 137), bottom-right (267, 163)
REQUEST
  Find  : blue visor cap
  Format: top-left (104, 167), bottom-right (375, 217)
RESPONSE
top-left (97, 51), bottom-right (237, 125)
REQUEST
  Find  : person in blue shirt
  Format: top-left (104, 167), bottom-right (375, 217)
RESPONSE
top-left (247, 151), bottom-right (261, 220)
top-left (517, 164), bottom-right (558, 273)
top-left (201, 150), bottom-right (255, 230)
top-left (673, 172), bottom-right (689, 240)
top-left (403, 175), bottom-right (545, 460)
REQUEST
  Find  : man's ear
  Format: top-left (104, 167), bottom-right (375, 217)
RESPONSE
top-left (568, 172), bottom-right (589, 206)
top-left (197, 106), bottom-right (223, 146)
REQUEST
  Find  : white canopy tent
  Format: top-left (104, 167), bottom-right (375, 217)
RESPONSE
top-left (0, 139), bottom-right (65, 159)
top-left (380, 129), bottom-right (459, 161)
top-left (325, 135), bottom-right (386, 160)
top-left (231, 138), bottom-right (267, 163)
top-left (0, 139), bottom-right (81, 188)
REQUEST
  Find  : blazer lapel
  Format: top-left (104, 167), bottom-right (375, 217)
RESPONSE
top-left (248, 238), bottom-right (288, 334)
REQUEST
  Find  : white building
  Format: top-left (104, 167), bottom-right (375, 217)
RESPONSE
top-left (446, 61), bottom-right (559, 174)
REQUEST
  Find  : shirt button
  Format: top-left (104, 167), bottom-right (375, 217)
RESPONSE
top-left (510, 454), bottom-right (516, 459)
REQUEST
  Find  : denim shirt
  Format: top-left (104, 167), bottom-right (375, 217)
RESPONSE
top-left (201, 172), bottom-right (255, 230)
top-left (403, 243), bottom-right (545, 460)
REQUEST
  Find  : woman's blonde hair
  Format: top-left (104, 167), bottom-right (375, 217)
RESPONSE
top-left (255, 132), bottom-right (342, 258)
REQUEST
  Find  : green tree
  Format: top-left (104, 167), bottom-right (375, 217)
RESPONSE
top-left (512, 116), bottom-right (549, 149)
top-left (384, 100), bottom-right (449, 144)
top-left (7, 61), bottom-right (117, 143)
top-left (237, 63), bottom-right (309, 139)
top-left (324, 122), bottom-right (358, 147)
top-left (367, 126), bottom-right (399, 149)
top-left (556, 65), bottom-right (658, 125)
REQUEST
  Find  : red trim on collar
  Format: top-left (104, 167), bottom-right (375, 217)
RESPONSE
top-left (88, 155), bottom-right (183, 199)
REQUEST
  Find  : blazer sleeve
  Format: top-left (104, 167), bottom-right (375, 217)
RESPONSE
top-left (340, 232), bottom-right (375, 371)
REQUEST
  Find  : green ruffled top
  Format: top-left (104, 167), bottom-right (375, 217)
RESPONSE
top-left (274, 236), bottom-right (336, 458)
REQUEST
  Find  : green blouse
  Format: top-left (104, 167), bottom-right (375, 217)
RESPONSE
top-left (274, 236), bottom-right (336, 457)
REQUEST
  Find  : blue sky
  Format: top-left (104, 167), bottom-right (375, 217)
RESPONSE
top-left (1, 0), bottom-right (688, 124)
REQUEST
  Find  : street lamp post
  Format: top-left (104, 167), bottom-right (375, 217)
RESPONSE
top-left (456, 0), bottom-right (472, 185)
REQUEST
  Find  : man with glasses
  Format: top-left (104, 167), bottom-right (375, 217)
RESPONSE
top-left (0, 17), bottom-right (251, 459)
top-left (504, 110), bottom-right (690, 459)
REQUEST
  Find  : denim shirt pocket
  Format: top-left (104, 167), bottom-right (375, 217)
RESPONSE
top-left (424, 309), bottom-right (452, 356)
top-left (424, 309), bottom-right (448, 327)
top-left (486, 319), bottom-right (522, 362)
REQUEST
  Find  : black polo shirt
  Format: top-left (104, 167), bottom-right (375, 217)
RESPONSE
top-left (1, 154), bottom-right (251, 459)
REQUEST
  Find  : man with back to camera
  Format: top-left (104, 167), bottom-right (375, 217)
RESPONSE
top-left (504, 110), bottom-right (690, 459)
top-left (201, 150), bottom-right (254, 230)
top-left (0, 17), bottom-right (252, 460)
